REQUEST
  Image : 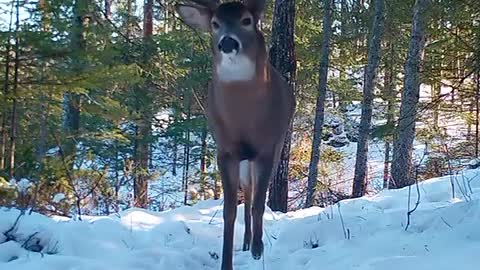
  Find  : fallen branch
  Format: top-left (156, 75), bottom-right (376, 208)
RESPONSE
top-left (3, 210), bottom-right (24, 242)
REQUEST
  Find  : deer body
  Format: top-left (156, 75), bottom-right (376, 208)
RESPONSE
top-left (176, 1), bottom-right (294, 269)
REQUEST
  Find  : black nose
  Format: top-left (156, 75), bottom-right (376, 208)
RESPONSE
top-left (218, 36), bottom-right (240, 54)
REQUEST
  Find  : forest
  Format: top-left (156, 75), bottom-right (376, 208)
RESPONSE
top-left (1, 0), bottom-right (480, 269)
top-left (0, 0), bottom-right (479, 222)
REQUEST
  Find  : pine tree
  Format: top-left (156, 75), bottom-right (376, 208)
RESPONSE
top-left (267, 0), bottom-right (296, 213)
top-left (352, 0), bottom-right (385, 197)
top-left (305, 0), bottom-right (334, 208)
top-left (391, 0), bottom-right (429, 188)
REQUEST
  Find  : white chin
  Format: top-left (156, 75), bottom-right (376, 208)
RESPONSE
top-left (216, 52), bottom-right (255, 82)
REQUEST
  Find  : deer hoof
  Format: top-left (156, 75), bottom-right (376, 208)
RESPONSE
top-left (242, 242), bottom-right (250, 251)
top-left (251, 240), bottom-right (263, 260)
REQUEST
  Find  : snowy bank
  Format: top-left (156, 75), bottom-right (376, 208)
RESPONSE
top-left (1, 169), bottom-right (480, 270)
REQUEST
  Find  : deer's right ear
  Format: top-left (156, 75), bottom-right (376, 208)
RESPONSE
top-left (175, 4), bottom-right (211, 32)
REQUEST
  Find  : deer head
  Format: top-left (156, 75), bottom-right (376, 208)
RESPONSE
top-left (176, 0), bottom-right (266, 82)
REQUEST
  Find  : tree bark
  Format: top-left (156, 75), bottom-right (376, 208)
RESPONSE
top-left (432, 81), bottom-right (441, 129)
top-left (183, 97), bottom-right (191, 205)
top-left (200, 125), bottom-right (208, 198)
top-left (305, 0), bottom-right (333, 208)
top-left (267, 0), bottom-right (296, 213)
top-left (9, 0), bottom-right (21, 178)
top-left (133, 0), bottom-right (154, 208)
top-left (0, 115), bottom-right (6, 171)
top-left (105, 0), bottom-right (112, 18)
top-left (476, 70), bottom-right (479, 158)
top-left (134, 111), bottom-right (151, 208)
top-left (352, 0), bottom-right (385, 198)
top-left (391, 0), bottom-right (429, 188)
top-left (383, 41), bottom-right (395, 189)
top-left (475, 29), bottom-right (480, 158)
top-left (0, 4), bottom-right (14, 171)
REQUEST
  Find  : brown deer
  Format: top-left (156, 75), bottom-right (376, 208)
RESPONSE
top-left (176, 1), bottom-right (295, 269)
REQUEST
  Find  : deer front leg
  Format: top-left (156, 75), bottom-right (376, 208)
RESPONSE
top-left (218, 152), bottom-right (239, 270)
top-left (251, 153), bottom-right (276, 260)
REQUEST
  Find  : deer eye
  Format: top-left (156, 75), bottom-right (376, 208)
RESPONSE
top-left (241, 18), bottom-right (252, 26)
top-left (212, 21), bottom-right (220, 30)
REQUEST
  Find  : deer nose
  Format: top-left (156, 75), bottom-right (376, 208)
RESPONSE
top-left (218, 36), bottom-right (240, 54)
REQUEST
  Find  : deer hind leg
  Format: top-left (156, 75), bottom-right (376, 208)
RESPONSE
top-left (218, 153), bottom-right (240, 270)
top-left (240, 160), bottom-right (253, 251)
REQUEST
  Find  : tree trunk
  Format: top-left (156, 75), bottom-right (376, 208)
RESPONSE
top-left (432, 82), bottom-right (440, 129)
top-left (475, 29), bottom-right (480, 158)
top-left (143, 0), bottom-right (153, 37)
top-left (133, 0), bottom-right (154, 208)
top-left (267, 0), bottom-right (296, 213)
top-left (0, 115), bottom-right (6, 171)
top-left (476, 70), bottom-right (479, 158)
top-left (183, 97), bottom-right (192, 206)
top-left (134, 113), bottom-right (151, 208)
top-left (352, 0), bottom-right (385, 198)
top-left (9, 0), bottom-right (21, 178)
top-left (105, 0), bottom-right (112, 17)
top-left (37, 0), bottom-right (50, 174)
top-left (305, 0), bottom-right (333, 208)
top-left (383, 54), bottom-right (395, 189)
top-left (337, 0), bottom-right (348, 111)
top-left (383, 140), bottom-right (391, 189)
top-left (391, 0), bottom-right (428, 188)
top-left (0, 5), bottom-right (13, 171)
top-left (172, 138), bottom-right (178, 176)
top-left (382, 5), bottom-right (398, 189)
top-left (200, 125), bottom-right (208, 198)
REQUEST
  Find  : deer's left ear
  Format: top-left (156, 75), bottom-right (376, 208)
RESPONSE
top-left (245, 0), bottom-right (265, 20)
top-left (176, 4), bottom-right (212, 32)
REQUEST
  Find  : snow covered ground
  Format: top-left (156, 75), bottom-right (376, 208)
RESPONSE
top-left (2, 168), bottom-right (480, 270)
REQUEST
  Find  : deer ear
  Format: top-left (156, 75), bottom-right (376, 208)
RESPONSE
top-left (175, 4), bottom-right (211, 32)
top-left (245, 0), bottom-right (265, 20)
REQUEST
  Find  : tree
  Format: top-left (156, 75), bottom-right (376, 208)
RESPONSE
top-left (1, 1), bottom-right (14, 172)
top-left (391, 0), bottom-right (429, 188)
top-left (267, 0), bottom-right (296, 213)
top-left (305, 0), bottom-right (333, 208)
top-left (63, 0), bottom-right (89, 169)
top-left (351, 0), bottom-right (386, 197)
top-left (382, 20), bottom-right (397, 189)
top-left (133, 0), bottom-right (154, 208)
top-left (9, 0), bottom-right (21, 178)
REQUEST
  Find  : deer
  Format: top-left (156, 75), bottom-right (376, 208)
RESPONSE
top-left (175, 0), bottom-right (295, 269)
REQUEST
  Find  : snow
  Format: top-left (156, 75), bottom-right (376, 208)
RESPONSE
top-left (8, 178), bottom-right (32, 194)
top-left (468, 158), bottom-right (480, 169)
top-left (52, 193), bottom-right (66, 204)
top-left (2, 169), bottom-right (480, 270)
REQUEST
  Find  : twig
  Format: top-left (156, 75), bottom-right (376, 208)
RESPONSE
top-left (3, 210), bottom-right (24, 241)
top-left (440, 217), bottom-right (453, 229)
top-left (337, 203), bottom-right (349, 240)
top-left (405, 147), bottom-right (427, 231)
top-left (21, 232), bottom-right (39, 249)
top-left (442, 143), bottom-right (456, 199)
top-left (209, 199), bottom-right (224, 225)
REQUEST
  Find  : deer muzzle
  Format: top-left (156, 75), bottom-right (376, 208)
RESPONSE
top-left (218, 36), bottom-right (240, 54)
